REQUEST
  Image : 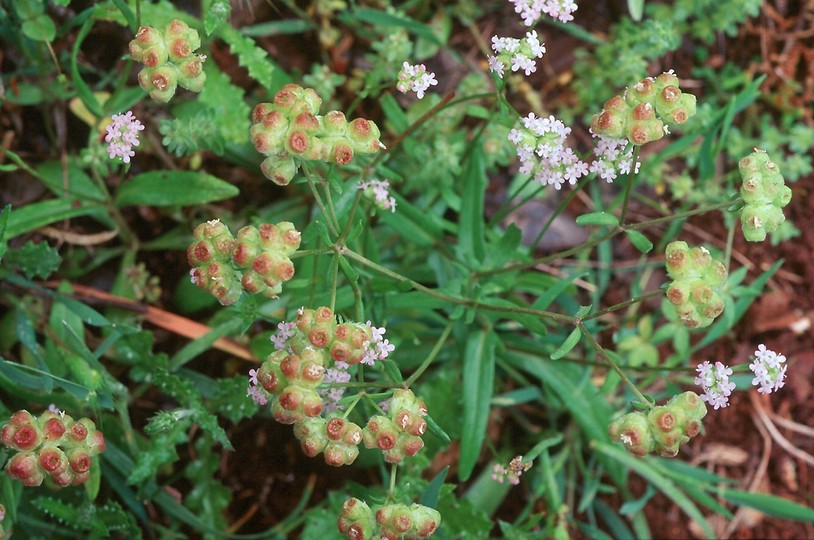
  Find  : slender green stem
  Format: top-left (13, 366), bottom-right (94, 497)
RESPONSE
top-left (338, 190), bottom-right (364, 244)
top-left (405, 323), bottom-right (454, 387)
top-left (341, 393), bottom-right (363, 419)
top-left (724, 216), bottom-right (736, 273)
top-left (487, 176), bottom-right (540, 227)
top-left (305, 174), bottom-right (339, 237)
top-left (618, 146), bottom-right (640, 225)
top-left (329, 249), bottom-right (341, 311)
top-left (388, 464), bottom-right (398, 499)
top-left (478, 198), bottom-right (740, 278)
top-left (89, 169), bottom-right (139, 250)
top-left (342, 248), bottom-right (577, 324)
top-left (369, 91), bottom-right (457, 170)
top-left (624, 199), bottom-right (739, 231)
top-left (579, 323), bottom-right (650, 406)
top-left (528, 175), bottom-right (591, 255)
top-left (582, 289), bottom-right (664, 321)
top-left (290, 246), bottom-right (334, 259)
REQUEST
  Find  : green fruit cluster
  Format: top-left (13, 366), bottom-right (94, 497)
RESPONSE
top-left (362, 389), bottom-right (427, 464)
top-left (188, 220), bottom-right (301, 305)
top-left (290, 306), bottom-right (375, 365)
top-left (293, 415), bottom-right (363, 466)
top-left (664, 241), bottom-right (727, 328)
top-left (608, 392), bottom-right (707, 457)
top-left (258, 348), bottom-right (327, 424)
top-left (251, 84), bottom-right (384, 185)
top-left (338, 498), bottom-right (441, 540)
top-left (2, 410), bottom-right (106, 487)
top-left (738, 149), bottom-right (792, 242)
top-left (129, 19), bottom-right (206, 102)
top-left (591, 71), bottom-right (696, 146)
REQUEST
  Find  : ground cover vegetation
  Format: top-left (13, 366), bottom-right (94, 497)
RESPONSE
top-left (1, 0), bottom-right (813, 538)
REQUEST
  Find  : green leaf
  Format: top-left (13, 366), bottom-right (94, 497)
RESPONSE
top-left (458, 138), bottom-right (487, 263)
top-left (627, 0), bottom-right (645, 21)
top-left (720, 488), bottom-right (814, 522)
top-left (625, 229), bottom-right (653, 253)
top-left (239, 19), bottom-right (316, 37)
top-left (484, 224), bottom-right (522, 270)
top-left (0, 204), bottom-right (11, 262)
top-left (115, 171), bottom-right (239, 207)
top-left (110, 0), bottom-right (137, 32)
top-left (593, 442), bottom-right (715, 538)
top-left (198, 64), bottom-right (251, 145)
top-left (420, 467), bottom-right (448, 508)
top-left (204, 0), bottom-right (231, 35)
top-left (70, 19), bottom-right (103, 118)
top-left (576, 211), bottom-right (619, 227)
top-left (218, 25), bottom-right (276, 90)
top-left (551, 326), bottom-right (581, 360)
top-left (4, 241), bottom-right (61, 278)
top-left (459, 329), bottom-right (496, 481)
top-left (5, 199), bottom-right (106, 239)
top-left (21, 14), bottom-right (56, 42)
top-left (348, 8), bottom-right (441, 45)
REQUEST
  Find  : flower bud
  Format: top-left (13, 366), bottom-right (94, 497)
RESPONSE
top-left (293, 417), bottom-right (328, 457)
top-left (5, 452), bottom-right (45, 487)
top-left (129, 25), bottom-right (169, 67)
top-left (608, 412), bottom-right (653, 456)
top-left (410, 504), bottom-right (442, 538)
top-left (376, 504), bottom-right (413, 539)
top-left (138, 65), bottom-right (178, 103)
top-left (347, 118), bottom-right (383, 153)
top-left (260, 156), bottom-right (298, 186)
top-left (164, 19), bottom-right (201, 62)
top-left (337, 498), bottom-right (375, 540)
top-left (177, 56), bottom-right (207, 92)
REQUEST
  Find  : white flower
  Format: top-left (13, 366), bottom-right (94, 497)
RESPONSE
top-left (397, 62), bottom-right (437, 99)
top-left (749, 345), bottom-right (787, 394)
top-left (359, 179), bottom-right (396, 213)
top-left (270, 321), bottom-right (296, 350)
top-left (488, 31), bottom-right (545, 79)
top-left (509, 0), bottom-right (579, 26)
top-left (695, 361), bottom-right (736, 409)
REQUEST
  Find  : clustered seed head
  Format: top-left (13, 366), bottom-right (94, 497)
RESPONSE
top-left (130, 19), bottom-right (206, 102)
top-left (250, 84), bottom-right (384, 186)
top-left (362, 389), bottom-right (427, 463)
top-left (293, 415), bottom-right (363, 466)
top-left (738, 149), bottom-right (792, 242)
top-left (2, 409), bottom-right (106, 487)
top-left (664, 241), bottom-right (727, 328)
top-left (188, 220), bottom-right (301, 305)
top-left (608, 391), bottom-right (707, 457)
top-left (291, 307), bottom-right (375, 366)
top-left (337, 498), bottom-right (441, 540)
top-left (590, 71), bottom-right (696, 146)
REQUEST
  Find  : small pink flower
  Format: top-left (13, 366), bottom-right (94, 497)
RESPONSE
top-left (105, 111), bottom-right (144, 164)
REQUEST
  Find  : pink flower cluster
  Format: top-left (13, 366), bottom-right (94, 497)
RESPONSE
top-left (588, 133), bottom-right (641, 183)
top-left (105, 111), bottom-right (144, 163)
top-left (491, 455), bottom-right (532, 485)
top-left (358, 179), bottom-right (397, 213)
top-left (509, 0), bottom-right (579, 25)
top-left (396, 62), bottom-right (437, 99)
top-left (508, 113), bottom-right (588, 190)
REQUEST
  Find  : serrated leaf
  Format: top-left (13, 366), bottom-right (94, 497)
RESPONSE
top-left (218, 26), bottom-right (276, 90)
top-left (115, 171), bottom-right (239, 207)
top-left (625, 229), bottom-right (653, 253)
top-left (459, 329), bottom-right (496, 481)
top-left (199, 64), bottom-right (250, 145)
top-left (576, 211), bottom-right (619, 227)
top-left (4, 241), bottom-right (61, 278)
top-left (551, 326), bottom-right (581, 360)
top-left (204, 0), bottom-right (231, 35)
